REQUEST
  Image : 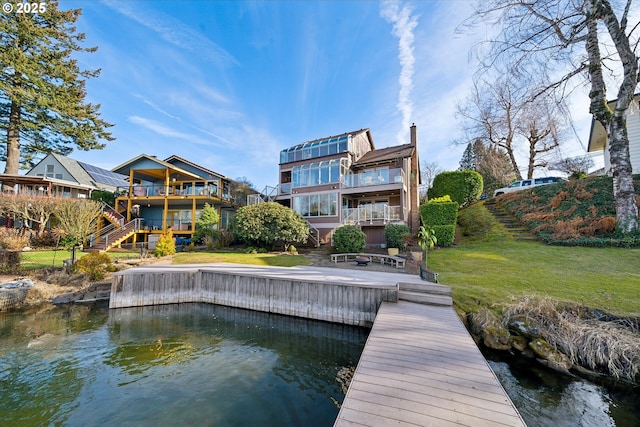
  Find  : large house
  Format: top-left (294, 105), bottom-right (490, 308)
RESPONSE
top-left (588, 94), bottom-right (640, 174)
top-left (97, 154), bottom-right (242, 251)
top-left (0, 153), bottom-right (128, 198)
top-left (267, 125), bottom-right (421, 247)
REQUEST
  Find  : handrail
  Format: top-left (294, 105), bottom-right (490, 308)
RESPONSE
top-left (99, 200), bottom-right (125, 226)
top-left (101, 218), bottom-right (143, 250)
top-left (306, 221), bottom-right (320, 248)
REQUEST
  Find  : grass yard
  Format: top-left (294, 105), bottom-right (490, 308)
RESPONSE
top-left (19, 249), bottom-right (140, 270)
top-left (428, 240), bottom-right (640, 317)
top-left (173, 251), bottom-right (312, 267)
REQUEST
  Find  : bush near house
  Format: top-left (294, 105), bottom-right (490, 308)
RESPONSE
top-left (498, 175), bottom-right (640, 246)
top-left (427, 170), bottom-right (483, 208)
top-left (421, 197), bottom-right (459, 247)
top-left (333, 225), bottom-right (366, 253)
top-left (233, 202), bottom-right (309, 251)
top-left (154, 229), bottom-right (176, 257)
top-left (384, 223), bottom-right (410, 250)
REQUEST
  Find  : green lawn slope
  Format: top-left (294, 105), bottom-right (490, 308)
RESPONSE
top-left (431, 194), bottom-right (640, 318)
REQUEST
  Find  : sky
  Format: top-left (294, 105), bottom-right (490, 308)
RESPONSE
top-left (32, 0), bottom-right (598, 188)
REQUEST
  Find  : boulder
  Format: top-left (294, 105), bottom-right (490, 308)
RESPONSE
top-left (529, 338), bottom-right (573, 374)
top-left (507, 314), bottom-right (541, 339)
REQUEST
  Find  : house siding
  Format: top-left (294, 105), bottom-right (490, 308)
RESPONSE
top-left (27, 157), bottom-right (73, 181)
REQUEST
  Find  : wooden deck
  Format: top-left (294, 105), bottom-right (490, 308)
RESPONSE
top-left (335, 301), bottom-right (526, 427)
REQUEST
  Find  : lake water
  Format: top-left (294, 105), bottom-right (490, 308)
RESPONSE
top-left (1, 302), bottom-right (638, 426)
top-left (0, 302), bottom-right (367, 427)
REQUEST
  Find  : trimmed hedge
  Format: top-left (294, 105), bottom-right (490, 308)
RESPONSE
top-left (428, 170), bottom-right (483, 207)
top-left (420, 201), bottom-right (459, 226)
top-left (333, 225), bottom-right (366, 253)
top-left (433, 225), bottom-right (456, 247)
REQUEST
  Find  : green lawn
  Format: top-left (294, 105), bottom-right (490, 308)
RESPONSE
top-left (428, 241), bottom-right (640, 317)
top-left (173, 251), bottom-right (312, 267)
top-left (19, 250), bottom-right (140, 270)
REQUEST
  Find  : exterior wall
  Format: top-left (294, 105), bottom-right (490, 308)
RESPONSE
top-left (27, 156), bottom-right (73, 181)
top-left (628, 107), bottom-right (640, 173)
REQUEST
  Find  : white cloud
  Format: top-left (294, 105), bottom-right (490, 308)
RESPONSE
top-left (128, 115), bottom-right (221, 147)
top-left (381, 0), bottom-right (418, 145)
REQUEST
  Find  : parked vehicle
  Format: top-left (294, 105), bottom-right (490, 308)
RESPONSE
top-left (493, 177), bottom-right (563, 196)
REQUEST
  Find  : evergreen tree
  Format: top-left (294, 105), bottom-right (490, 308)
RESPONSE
top-left (0, 1), bottom-right (114, 173)
top-left (458, 142), bottom-right (476, 171)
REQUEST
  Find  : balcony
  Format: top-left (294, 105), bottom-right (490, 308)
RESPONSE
top-left (116, 181), bottom-right (230, 200)
top-left (342, 205), bottom-right (403, 225)
top-left (342, 168), bottom-right (404, 188)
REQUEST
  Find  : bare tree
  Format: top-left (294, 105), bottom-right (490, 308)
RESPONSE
top-left (53, 199), bottom-right (102, 246)
top-left (2, 194), bottom-right (57, 233)
top-left (458, 76), bottom-right (567, 180)
top-left (550, 156), bottom-right (596, 179)
top-left (468, 0), bottom-right (639, 232)
top-left (420, 160), bottom-right (441, 203)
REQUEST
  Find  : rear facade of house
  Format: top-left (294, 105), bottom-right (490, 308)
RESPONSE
top-left (269, 125), bottom-right (421, 247)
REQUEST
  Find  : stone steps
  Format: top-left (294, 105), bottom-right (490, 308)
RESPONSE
top-left (484, 199), bottom-right (538, 241)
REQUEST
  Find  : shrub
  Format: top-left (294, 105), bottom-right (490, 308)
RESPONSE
top-left (0, 250), bottom-right (20, 273)
top-left (384, 224), bottom-right (411, 250)
top-left (420, 201), bottom-right (459, 226)
top-left (288, 245), bottom-right (298, 255)
top-left (333, 225), bottom-right (366, 253)
top-left (29, 231), bottom-right (58, 248)
top-left (428, 170), bottom-right (483, 208)
top-left (153, 229), bottom-right (176, 257)
top-left (0, 228), bottom-right (29, 250)
top-left (233, 202), bottom-right (309, 251)
top-left (432, 225), bottom-right (456, 247)
top-left (72, 252), bottom-right (114, 281)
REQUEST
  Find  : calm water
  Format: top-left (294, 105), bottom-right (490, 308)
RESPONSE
top-left (0, 303), bottom-right (367, 427)
top-left (1, 303), bottom-right (638, 427)
top-left (485, 351), bottom-right (640, 427)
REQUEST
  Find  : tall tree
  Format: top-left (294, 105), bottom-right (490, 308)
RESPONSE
top-left (458, 143), bottom-right (476, 171)
top-left (457, 76), bottom-right (566, 180)
top-left (468, 0), bottom-right (639, 233)
top-left (0, 1), bottom-right (114, 174)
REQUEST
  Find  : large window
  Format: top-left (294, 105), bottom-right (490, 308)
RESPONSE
top-left (293, 193), bottom-right (338, 217)
top-left (280, 135), bottom-right (351, 164)
top-left (291, 158), bottom-right (348, 188)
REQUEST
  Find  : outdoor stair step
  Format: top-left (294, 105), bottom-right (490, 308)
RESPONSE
top-left (398, 282), bottom-right (451, 295)
top-left (398, 291), bottom-right (453, 306)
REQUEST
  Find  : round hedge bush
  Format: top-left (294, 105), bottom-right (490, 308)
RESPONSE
top-left (333, 225), bottom-right (366, 253)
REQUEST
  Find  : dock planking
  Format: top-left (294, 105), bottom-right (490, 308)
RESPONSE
top-left (335, 301), bottom-right (526, 427)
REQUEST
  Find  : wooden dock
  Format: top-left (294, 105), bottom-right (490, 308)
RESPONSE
top-left (335, 301), bottom-right (527, 427)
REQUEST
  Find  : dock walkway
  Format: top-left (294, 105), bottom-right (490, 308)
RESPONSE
top-left (335, 301), bottom-right (526, 427)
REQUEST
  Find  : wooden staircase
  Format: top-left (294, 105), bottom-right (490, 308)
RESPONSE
top-left (398, 281), bottom-right (453, 306)
top-left (90, 218), bottom-right (143, 252)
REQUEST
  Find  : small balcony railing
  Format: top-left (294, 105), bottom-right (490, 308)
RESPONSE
top-left (342, 168), bottom-right (405, 188)
top-left (116, 182), bottom-right (221, 199)
top-left (342, 205), bottom-right (402, 224)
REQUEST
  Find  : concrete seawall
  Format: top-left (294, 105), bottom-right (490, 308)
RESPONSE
top-left (110, 264), bottom-right (403, 327)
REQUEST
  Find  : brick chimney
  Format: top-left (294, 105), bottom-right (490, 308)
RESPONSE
top-left (409, 123), bottom-right (420, 235)
top-left (410, 123), bottom-right (417, 147)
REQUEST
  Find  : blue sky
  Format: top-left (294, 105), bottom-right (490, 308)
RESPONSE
top-left (54, 0), bottom-right (595, 188)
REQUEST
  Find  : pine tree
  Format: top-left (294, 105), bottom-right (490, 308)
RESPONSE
top-left (0, 1), bottom-right (114, 173)
top-left (458, 143), bottom-right (476, 171)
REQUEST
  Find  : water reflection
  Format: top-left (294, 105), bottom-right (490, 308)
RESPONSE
top-left (0, 303), bottom-right (367, 427)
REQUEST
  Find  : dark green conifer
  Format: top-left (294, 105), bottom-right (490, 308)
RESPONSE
top-left (0, 1), bottom-right (114, 173)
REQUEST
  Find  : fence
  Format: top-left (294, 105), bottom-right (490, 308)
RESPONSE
top-left (0, 245), bottom-right (148, 274)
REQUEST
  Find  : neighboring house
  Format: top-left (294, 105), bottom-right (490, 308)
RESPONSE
top-left (587, 94), bottom-right (640, 175)
top-left (267, 125), bottom-right (421, 247)
top-left (100, 154), bottom-right (243, 251)
top-left (0, 153), bottom-right (128, 198)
